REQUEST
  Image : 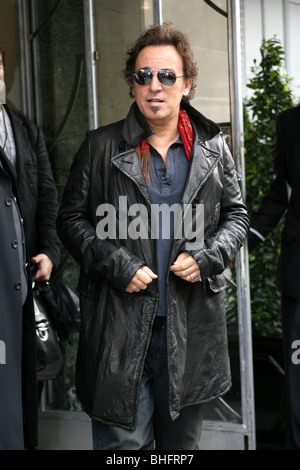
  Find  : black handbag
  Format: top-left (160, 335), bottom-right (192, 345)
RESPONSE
top-left (36, 281), bottom-right (81, 342)
top-left (33, 288), bottom-right (64, 381)
top-left (33, 281), bottom-right (81, 381)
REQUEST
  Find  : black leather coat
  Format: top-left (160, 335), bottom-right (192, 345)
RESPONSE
top-left (57, 101), bottom-right (249, 428)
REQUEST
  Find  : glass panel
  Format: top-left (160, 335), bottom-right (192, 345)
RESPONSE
top-left (286, 1), bottom-right (300, 99)
top-left (34, 0), bottom-right (242, 422)
top-left (94, 0), bottom-right (154, 126)
top-left (162, 0), bottom-right (242, 424)
top-left (162, 0), bottom-right (230, 124)
top-left (264, 0), bottom-right (285, 42)
top-left (37, 0), bottom-right (155, 412)
top-left (31, 0), bottom-right (89, 411)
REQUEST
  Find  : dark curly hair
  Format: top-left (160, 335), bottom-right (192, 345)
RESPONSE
top-left (124, 23), bottom-right (198, 102)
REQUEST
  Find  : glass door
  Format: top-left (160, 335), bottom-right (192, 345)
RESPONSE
top-left (159, 0), bottom-right (254, 449)
top-left (86, 0), bottom-right (255, 450)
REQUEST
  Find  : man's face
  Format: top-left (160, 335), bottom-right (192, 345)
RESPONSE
top-left (0, 53), bottom-right (4, 83)
top-left (0, 53), bottom-right (5, 106)
top-left (133, 45), bottom-right (191, 128)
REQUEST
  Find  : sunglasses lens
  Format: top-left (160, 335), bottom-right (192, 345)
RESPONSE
top-left (134, 70), bottom-right (178, 86)
top-left (158, 71), bottom-right (177, 86)
top-left (135, 70), bottom-right (153, 85)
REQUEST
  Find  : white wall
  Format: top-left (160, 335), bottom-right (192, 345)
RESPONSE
top-left (242, 0), bottom-right (300, 102)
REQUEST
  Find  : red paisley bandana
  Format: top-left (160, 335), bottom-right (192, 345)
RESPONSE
top-left (135, 108), bottom-right (194, 185)
top-left (177, 107), bottom-right (194, 160)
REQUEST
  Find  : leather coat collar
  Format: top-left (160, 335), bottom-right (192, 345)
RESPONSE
top-left (113, 101), bottom-right (223, 205)
top-left (121, 100), bottom-right (220, 148)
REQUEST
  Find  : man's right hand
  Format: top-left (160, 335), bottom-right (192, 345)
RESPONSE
top-left (125, 266), bottom-right (158, 293)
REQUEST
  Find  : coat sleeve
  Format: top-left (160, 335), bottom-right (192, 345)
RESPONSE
top-left (248, 115), bottom-right (289, 252)
top-left (34, 125), bottom-right (61, 267)
top-left (190, 137), bottom-right (250, 281)
top-left (56, 136), bottom-right (145, 292)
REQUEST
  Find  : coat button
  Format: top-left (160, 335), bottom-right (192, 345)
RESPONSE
top-left (11, 240), bottom-right (18, 249)
top-left (15, 282), bottom-right (22, 290)
top-left (5, 198), bottom-right (13, 206)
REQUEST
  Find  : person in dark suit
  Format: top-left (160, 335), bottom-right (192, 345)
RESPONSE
top-left (248, 104), bottom-right (300, 449)
top-left (0, 43), bottom-right (60, 449)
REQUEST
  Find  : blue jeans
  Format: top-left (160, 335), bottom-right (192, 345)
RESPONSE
top-left (92, 317), bottom-right (203, 450)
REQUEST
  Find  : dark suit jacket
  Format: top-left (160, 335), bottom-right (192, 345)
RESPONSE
top-left (0, 106), bottom-right (60, 448)
top-left (5, 105), bottom-right (60, 267)
top-left (0, 147), bottom-right (37, 449)
top-left (248, 105), bottom-right (300, 298)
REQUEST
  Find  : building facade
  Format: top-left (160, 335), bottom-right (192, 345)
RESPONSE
top-left (1, 0), bottom-right (298, 450)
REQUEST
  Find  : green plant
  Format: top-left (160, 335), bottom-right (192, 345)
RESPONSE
top-left (226, 37), bottom-right (295, 336)
top-left (244, 36), bottom-right (294, 336)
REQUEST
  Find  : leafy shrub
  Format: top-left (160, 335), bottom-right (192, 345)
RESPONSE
top-left (226, 36), bottom-right (295, 337)
top-left (245, 37), bottom-right (295, 336)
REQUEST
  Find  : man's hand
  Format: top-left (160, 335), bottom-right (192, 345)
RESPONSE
top-left (31, 254), bottom-right (54, 282)
top-left (170, 252), bottom-right (200, 283)
top-left (125, 265), bottom-right (158, 293)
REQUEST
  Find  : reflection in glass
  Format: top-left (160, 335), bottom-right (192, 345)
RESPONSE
top-left (35, 1), bottom-right (242, 424)
top-left (162, 0), bottom-right (230, 124)
top-left (32, 0), bottom-right (89, 412)
top-left (94, 0), bottom-right (153, 126)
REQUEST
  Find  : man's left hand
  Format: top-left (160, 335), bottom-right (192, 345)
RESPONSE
top-left (170, 252), bottom-right (200, 283)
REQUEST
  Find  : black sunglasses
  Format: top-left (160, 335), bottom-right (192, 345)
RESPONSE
top-left (133, 69), bottom-right (184, 87)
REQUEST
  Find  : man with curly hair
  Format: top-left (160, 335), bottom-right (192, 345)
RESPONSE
top-left (58, 23), bottom-right (249, 450)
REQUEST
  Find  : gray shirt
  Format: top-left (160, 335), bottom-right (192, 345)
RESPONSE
top-left (147, 137), bottom-right (189, 316)
top-left (0, 106), bottom-right (16, 167)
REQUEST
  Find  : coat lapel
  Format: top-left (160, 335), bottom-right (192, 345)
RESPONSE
top-left (112, 139), bottom-right (222, 208)
top-left (181, 139), bottom-right (222, 204)
top-left (111, 101), bottom-right (222, 207)
top-left (0, 144), bottom-right (18, 187)
top-left (4, 105), bottom-right (33, 180)
top-left (111, 149), bottom-right (151, 205)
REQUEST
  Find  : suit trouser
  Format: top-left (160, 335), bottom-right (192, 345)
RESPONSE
top-left (281, 294), bottom-right (300, 449)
